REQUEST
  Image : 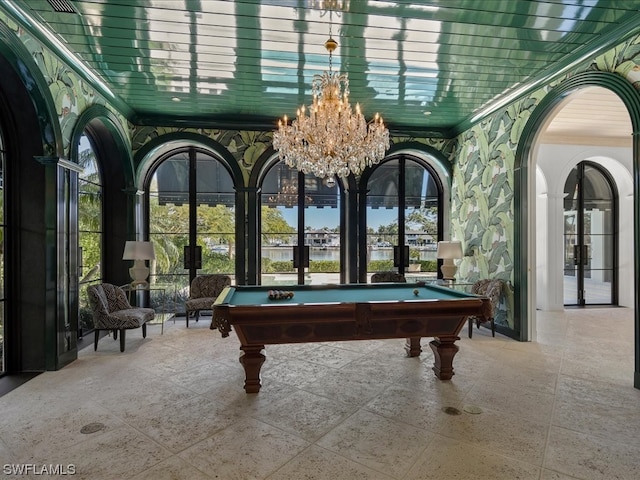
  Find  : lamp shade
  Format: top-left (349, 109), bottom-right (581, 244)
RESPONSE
top-left (436, 241), bottom-right (463, 259)
top-left (122, 241), bottom-right (155, 260)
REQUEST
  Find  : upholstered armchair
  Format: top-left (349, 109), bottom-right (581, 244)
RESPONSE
top-left (371, 271), bottom-right (407, 283)
top-left (185, 274), bottom-right (231, 327)
top-left (468, 279), bottom-right (505, 338)
top-left (87, 283), bottom-right (155, 352)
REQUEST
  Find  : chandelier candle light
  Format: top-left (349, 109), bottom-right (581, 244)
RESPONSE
top-left (273, 28), bottom-right (389, 178)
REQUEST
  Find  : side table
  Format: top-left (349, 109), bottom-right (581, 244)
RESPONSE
top-left (121, 284), bottom-right (174, 334)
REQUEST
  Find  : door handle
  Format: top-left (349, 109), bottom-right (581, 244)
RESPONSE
top-left (184, 245), bottom-right (202, 269)
top-left (393, 245), bottom-right (409, 267)
top-left (293, 246), bottom-right (309, 268)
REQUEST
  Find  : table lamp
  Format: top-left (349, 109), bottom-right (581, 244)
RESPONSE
top-left (122, 241), bottom-right (155, 287)
top-left (436, 241), bottom-right (463, 282)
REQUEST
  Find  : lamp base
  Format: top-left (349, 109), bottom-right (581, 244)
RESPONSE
top-left (440, 259), bottom-right (457, 282)
top-left (129, 260), bottom-right (150, 288)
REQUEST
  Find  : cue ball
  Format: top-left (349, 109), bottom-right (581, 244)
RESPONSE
top-left (413, 289), bottom-right (419, 296)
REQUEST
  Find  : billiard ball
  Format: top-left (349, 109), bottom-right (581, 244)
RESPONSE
top-left (413, 289), bottom-right (419, 296)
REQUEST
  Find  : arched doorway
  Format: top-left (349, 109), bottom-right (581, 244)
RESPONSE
top-left (533, 87), bottom-right (633, 314)
top-left (517, 72), bottom-right (640, 388)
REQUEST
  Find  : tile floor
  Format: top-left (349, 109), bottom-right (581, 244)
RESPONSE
top-left (0, 308), bottom-right (638, 480)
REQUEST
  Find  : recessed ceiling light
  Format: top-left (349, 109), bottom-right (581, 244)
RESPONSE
top-left (171, 97), bottom-right (181, 102)
top-left (423, 111), bottom-right (432, 116)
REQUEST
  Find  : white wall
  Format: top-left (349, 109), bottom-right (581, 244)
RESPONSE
top-left (535, 145), bottom-right (634, 310)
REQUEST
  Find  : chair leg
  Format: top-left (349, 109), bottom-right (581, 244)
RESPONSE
top-left (94, 330), bottom-right (99, 351)
top-left (468, 318), bottom-right (473, 338)
top-left (195, 310), bottom-right (200, 323)
top-left (119, 329), bottom-right (126, 352)
top-left (491, 319), bottom-right (496, 337)
top-left (113, 329), bottom-right (118, 340)
top-left (186, 310), bottom-right (190, 328)
top-left (142, 322), bottom-right (147, 338)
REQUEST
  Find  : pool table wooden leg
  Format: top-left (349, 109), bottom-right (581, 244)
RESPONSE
top-left (239, 345), bottom-right (265, 393)
top-left (429, 336), bottom-right (459, 380)
top-left (405, 337), bottom-right (422, 357)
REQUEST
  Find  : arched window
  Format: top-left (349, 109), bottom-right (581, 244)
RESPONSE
top-left (361, 155), bottom-right (443, 282)
top-left (147, 147), bottom-right (236, 314)
top-left (77, 133), bottom-right (103, 338)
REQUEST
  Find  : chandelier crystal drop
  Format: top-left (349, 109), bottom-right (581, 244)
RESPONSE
top-left (273, 36), bottom-right (389, 179)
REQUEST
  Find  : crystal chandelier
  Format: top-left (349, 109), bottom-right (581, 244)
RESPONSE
top-left (273, 27), bottom-right (389, 179)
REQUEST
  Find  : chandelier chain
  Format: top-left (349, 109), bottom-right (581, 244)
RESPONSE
top-left (273, 17), bottom-right (389, 179)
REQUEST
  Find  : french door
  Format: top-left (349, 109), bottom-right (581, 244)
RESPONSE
top-left (148, 147), bottom-right (236, 313)
top-left (563, 161), bottom-right (617, 306)
top-left (361, 156), bottom-right (442, 282)
top-left (260, 163), bottom-right (342, 285)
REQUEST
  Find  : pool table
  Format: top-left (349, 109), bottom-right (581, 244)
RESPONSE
top-left (212, 283), bottom-right (490, 393)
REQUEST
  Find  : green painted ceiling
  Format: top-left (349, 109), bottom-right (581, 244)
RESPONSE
top-left (3, 0), bottom-right (640, 137)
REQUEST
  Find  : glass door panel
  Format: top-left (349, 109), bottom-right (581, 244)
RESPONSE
top-left (78, 134), bottom-right (102, 339)
top-left (563, 162), bottom-right (616, 306)
top-left (261, 164), bottom-right (298, 286)
top-left (0, 133), bottom-right (5, 373)
top-left (582, 164), bottom-right (615, 304)
top-left (366, 160), bottom-right (400, 280)
top-left (149, 153), bottom-right (190, 314)
top-left (304, 174), bottom-right (340, 285)
top-left (404, 161), bottom-right (439, 282)
top-left (563, 210), bottom-right (578, 305)
top-left (195, 153), bottom-right (235, 280)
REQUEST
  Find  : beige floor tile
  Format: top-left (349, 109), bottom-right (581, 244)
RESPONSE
top-left (540, 469), bottom-right (585, 480)
top-left (463, 378), bottom-right (556, 425)
top-left (252, 389), bottom-right (357, 442)
top-left (303, 367), bottom-right (393, 406)
top-left (364, 383), bottom-right (460, 432)
top-left (544, 425), bottom-right (640, 480)
top-left (47, 424), bottom-right (172, 480)
top-left (125, 394), bottom-right (244, 453)
top-left (178, 417), bottom-right (309, 480)
top-left (266, 445), bottom-right (394, 480)
top-left (129, 456), bottom-right (215, 480)
top-left (432, 405), bottom-right (549, 465)
top-left (552, 393), bottom-right (640, 445)
top-left (316, 409), bottom-right (433, 478)
top-left (403, 435), bottom-right (540, 480)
